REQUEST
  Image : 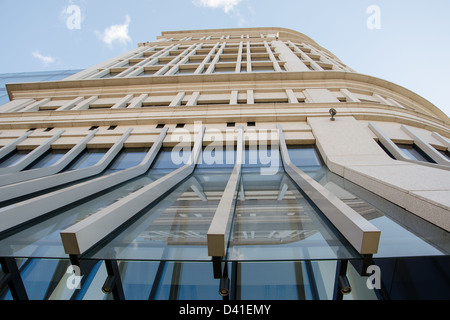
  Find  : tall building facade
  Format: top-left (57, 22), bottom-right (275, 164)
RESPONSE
top-left (0, 27), bottom-right (449, 300)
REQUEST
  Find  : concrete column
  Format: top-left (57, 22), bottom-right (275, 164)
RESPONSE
top-left (186, 92), bottom-right (200, 106)
top-left (264, 41), bottom-right (282, 72)
top-left (230, 91), bottom-right (238, 105)
top-left (0, 99), bottom-right (35, 113)
top-left (195, 43), bottom-right (220, 74)
top-left (20, 98), bottom-right (51, 112)
top-left (111, 94), bottom-right (134, 109)
top-left (56, 97), bottom-right (85, 111)
top-left (206, 42), bottom-right (227, 74)
top-left (401, 125), bottom-right (450, 165)
top-left (155, 44), bottom-right (196, 76)
top-left (340, 89), bottom-right (360, 103)
top-left (247, 90), bottom-right (254, 105)
top-left (127, 94), bottom-right (148, 108)
top-left (287, 41), bottom-right (321, 71)
top-left (235, 41), bottom-right (244, 73)
top-left (169, 92), bottom-right (186, 107)
top-left (166, 44), bottom-right (203, 76)
top-left (246, 41), bottom-right (252, 72)
top-left (72, 96), bottom-right (99, 110)
top-left (272, 41), bottom-right (310, 71)
top-left (0, 131), bottom-right (32, 160)
top-left (285, 89), bottom-right (298, 104)
top-left (432, 132), bottom-right (450, 149)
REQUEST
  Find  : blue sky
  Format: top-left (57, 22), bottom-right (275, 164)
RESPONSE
top-left (1, 0), bottom-right (449, 117)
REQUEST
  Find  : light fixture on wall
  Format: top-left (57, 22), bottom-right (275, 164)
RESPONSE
top-left (329, 108), bottom-right (337, 121)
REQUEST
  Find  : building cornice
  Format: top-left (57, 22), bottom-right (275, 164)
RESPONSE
top-left (7, 71), bottom-right (450, 124)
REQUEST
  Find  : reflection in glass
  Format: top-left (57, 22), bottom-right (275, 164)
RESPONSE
top-left (227, 172), bottom-right (357, 260)
top-left (88, 169), bottom-right (232, 261)
top-left (0, 149), bottom-right (30, 168)
top-left (64, 148), bottom-right (108, 171)
top-left (236, 261), bottom-right (315, 300)
top-left (25, 149), bottom-right (67, 170)
top-left (310, 170), bottom-right (450, 258)
top-left (396, 143), bottom-right (435, 163)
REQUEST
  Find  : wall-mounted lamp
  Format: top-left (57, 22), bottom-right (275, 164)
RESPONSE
top-left (338, 275), bottom-right (352, 295)
top-left (329, 108), bottom-right (337, 121)
top-left (219, 277), bottom-right (230, 297)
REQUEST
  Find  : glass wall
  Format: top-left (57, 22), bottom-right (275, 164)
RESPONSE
top-left (1, 143), bottom-right (449, 300)
top-left (0, 70), bottom-right (82, 106)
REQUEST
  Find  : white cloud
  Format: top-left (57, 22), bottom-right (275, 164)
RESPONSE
top-left (194, 0), bottom-right (243, 13)
top-left (97, 15), bottom-right (132, 46)
top-left (32, 50), bottom-right (56, 65)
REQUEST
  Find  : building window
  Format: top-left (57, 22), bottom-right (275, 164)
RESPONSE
top-left (156, 124), bottom-right (165, 129)
top-left (435, 148), bottom-right (450, 160)
top-left (0, 149), bottom-right (30, 168)
top-left (396, 143), bottom-right (436, 163)
top-left (64, 148), bottom-right (109, 171)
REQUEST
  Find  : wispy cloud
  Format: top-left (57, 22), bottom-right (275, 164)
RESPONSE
top-left (96, 15), bottom-right (132, 46)
top-left (194, 0), bottom-right (243, 13)
top-left (32, 50), bottom-right (56, 66)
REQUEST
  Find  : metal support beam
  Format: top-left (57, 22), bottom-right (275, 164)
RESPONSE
top-left (278, 124), bottom-right (381, 255)
top-left (60, 125), bottom-right (205, 256)
top-left (0, 257), bottom-right (28, 300)
top-left (333, 260), bottom-right (351, 300)
top-left (207, 126), bottom-right (244, 258)
top-left (102, 260), bottom-right (125, 300)
top-left (0, 129), bottom-right (65, 175)
top-left (0, 128), bottom-right (166, 234)
top-left (369, 122), bottom-right (450, 171)
top-left (0, 128), bottom-right (131, 202)
top-left (0, 129), bottom-right (98, 187)
top-left (401, 125), bottom-right (450, 165)
top-left (0, 131), bottom-right (32, 160)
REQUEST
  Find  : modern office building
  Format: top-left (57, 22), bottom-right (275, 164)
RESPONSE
top-left (0, 27), bottom-right (449, 301)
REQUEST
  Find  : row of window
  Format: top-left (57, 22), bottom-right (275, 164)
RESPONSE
top-left (378, 140), bottom-right (450, 162)
top-left (22, 88), bottom-right (400, 112)
top-left (96, 41), bottom-right (339, 79)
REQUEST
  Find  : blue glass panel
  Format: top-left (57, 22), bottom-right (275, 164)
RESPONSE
top-left (236, 262), bottom-right (314, 300)
top-left (64, 148), bottom-right (108, 171)
top-left (25, 149), bottom-right (67, 170)
top-left (105, 148), bottom-right (149, 173)
top-left (151, 262), bottom-right (221, 300)
top-left (227, 172), bottom-right (357, 261)
top-left (150, 147), bottom-right (192, 171)
top-left (287, 145), bottom-right (323, 167)
top-left (0, 149), bottom-right (30, 168)
top-left (87, 169), bottom-right (232, 261)
top-left (18, 258), bottom-right (70, 300)
top-left (310, 170), bottom-right (449, 258)
top-left (396, 143), bottom-right (435, 163)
